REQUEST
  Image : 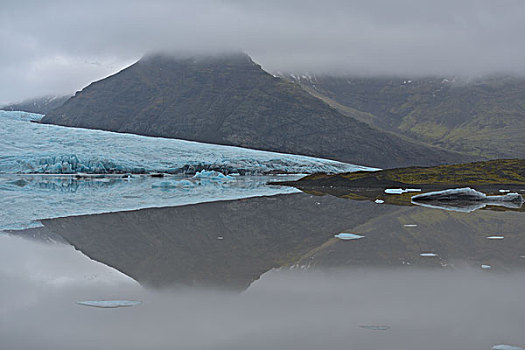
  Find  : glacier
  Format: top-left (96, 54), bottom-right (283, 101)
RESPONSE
top-left (0, 111), bottom-right (376, 175)
top-left (0, 111), bottom-right (377, 230)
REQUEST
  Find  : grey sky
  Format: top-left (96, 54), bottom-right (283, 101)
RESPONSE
top-left (1, 0), bottom-right (525, 103)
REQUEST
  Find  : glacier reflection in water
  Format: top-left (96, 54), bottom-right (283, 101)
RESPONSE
top-left (0, 173), bottom-right (302, 230)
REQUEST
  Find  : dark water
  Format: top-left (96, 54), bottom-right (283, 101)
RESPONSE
top-left (1, 192), bottom-right (524, 349)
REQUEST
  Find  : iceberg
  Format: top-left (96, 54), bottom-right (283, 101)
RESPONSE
top-left (384, 188), bottom-right (421, 194)
top-left (420, 253), bottom-right (437, 257)
top-left (193, 170), bottom-right (234, 181)
top-left (411, 187), bottom-right (524, 212)
top-left (334, 233), bottom-right (364, 240)
top-left (493, 345), bottom-right (525, 350)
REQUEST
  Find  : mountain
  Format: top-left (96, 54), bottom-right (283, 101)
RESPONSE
top-left (288, 75), bottom-right (525, 159)
top-left (41, 53), bottom-right (472, 168)
top-left (1, 95), bottom-right (70, 114)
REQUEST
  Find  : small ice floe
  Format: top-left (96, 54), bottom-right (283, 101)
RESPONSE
top-left (360, 325), bottom-right (391, 331)
top-left (334, 233), bottom-right (364, 240)
top-left (77, 300), bottom-right (142, 308)
top-left (384, 188), bottom-right (421, 194)
top-left (481, 264), bottom-right (492, 269)
top-left (420, 253), bottom-right (437, 257)
top-left (493, 345), bottom-right (525, 350)
top-left (374, 199), bottom-right (385, 204)
top-left (411, 187), bottom-right (524, 213)
top-left (487, 236), bottom-right (504, 240)
top-left (193, 170), bottom-right (234, 181)
top-left (404, 224), bottom-right (417, 227)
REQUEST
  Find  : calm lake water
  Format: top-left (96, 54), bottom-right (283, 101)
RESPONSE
top-left (1, 188), bottom-right (524, 350)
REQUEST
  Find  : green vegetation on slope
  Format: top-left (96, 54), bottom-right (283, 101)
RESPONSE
top-left (290, 159), bottom-right (525, 187)
top-left (289, 75), bottom-right (525, 159)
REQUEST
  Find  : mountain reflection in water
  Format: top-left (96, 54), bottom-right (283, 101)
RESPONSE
top-left (3, 191), bottom-right (525, 350)
top-left (12, 192), bottom-right (525, 290)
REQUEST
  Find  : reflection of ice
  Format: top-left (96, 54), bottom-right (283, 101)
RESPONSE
top-left (0, 111), bottom-right (374, 175)
top-left (359, 325), bottom-right (390, 331)
top-left (411, 188), bottom-right (524, 213)
top-left (0, 174), bottom-right (303, 230)
top-left (77, 300), bottom-right (141, 308)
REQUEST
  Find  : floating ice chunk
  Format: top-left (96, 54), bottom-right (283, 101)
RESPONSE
top-left (481, 264), bottom-right (492, 269)
top-left (193, 170), bottom-right (234, 181)
top-left (77, 300), bottom-right (142, 308)
top-left (487, 236), bottom-right (504, 240)
top-left (493, 345), bottom-right (525, 350)
top-left (411, 187), bottom-right (524, 212)
top-left (385, 188), bottom-right (421, 194)
top-left (374, 199), bottom-right (384, 204)
top-left (420, 253), bottom-right (437, 257)
top-left (360, 325), bottom-right (390, 331)
top-left (334, 233), bottom-right (364, 240)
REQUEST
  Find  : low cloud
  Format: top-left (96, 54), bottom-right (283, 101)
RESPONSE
top-left (1, 0), bottom-right (525, 103)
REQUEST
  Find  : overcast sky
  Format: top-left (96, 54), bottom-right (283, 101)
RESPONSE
top-left (1, 0), bottom-right (525, 103)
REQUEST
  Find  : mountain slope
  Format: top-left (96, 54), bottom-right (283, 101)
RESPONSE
top-left (41, 53), bottom-right (472, 168)
top-left (2, 95), bottom-right (70, 114)
top-left (290, 75), bottom-right (525, 159)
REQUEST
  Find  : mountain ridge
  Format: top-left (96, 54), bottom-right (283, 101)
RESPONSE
top-left (42, 53), bottom-right (473, 168)
top-left (1, 95), bottom-right (71, 114)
